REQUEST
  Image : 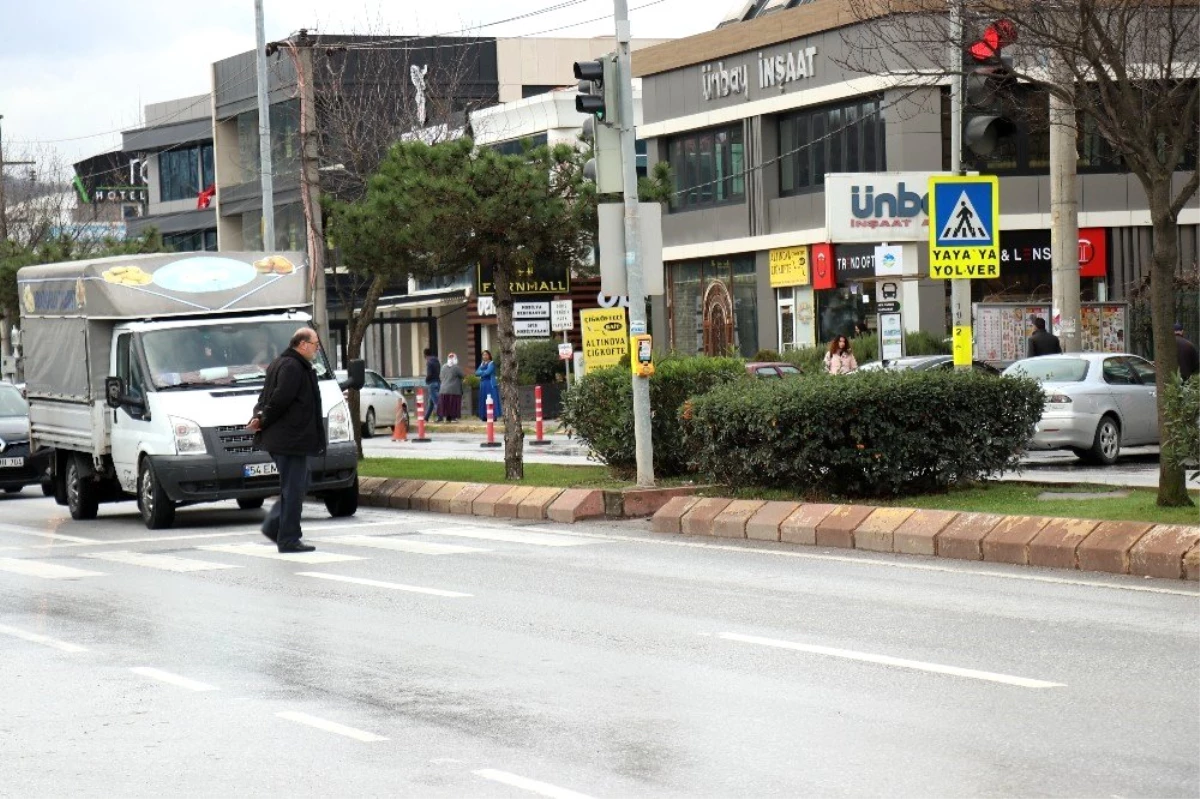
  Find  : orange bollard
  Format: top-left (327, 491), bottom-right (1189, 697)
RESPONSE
top-left (413, 388), bottom-right (431, 443)
top-left (529, 385), bottom-right (551, 447)
top-left (480, 395), bottom-right (501, 448)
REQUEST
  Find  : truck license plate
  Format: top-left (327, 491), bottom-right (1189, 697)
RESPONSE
top-left (244, 462), bottom-right (278, 478)
top-left (0, 457), bottom-right (24, 468)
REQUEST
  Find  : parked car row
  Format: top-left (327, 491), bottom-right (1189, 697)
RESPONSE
top-left (0, 381), bottom-right (52, 495)
top-left (336, 368), bottom-right (402, 437)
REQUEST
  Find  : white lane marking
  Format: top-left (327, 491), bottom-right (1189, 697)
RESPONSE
top-left (29, 531), bottom-right (263, 550)
top-left (197, 544), bottom-right (363, 563)
top-left (0, 524), bottom-right (96, 543)
top-left (533, 529), bottom-right (1199, 598)
top-left (420, 527), bottom-right (601, 548)
top-left (276, 711), bottom-right (387, 742)
top-left (717, 632), bottom-right (1067, 689)
top-left (130, 667), bottom-right (218, 692)
top-left (0, 558), bottom-right (105, 580)
top-left (296, 571), bottom-right (472, 597)
top-left (83, 551), bottom-right (241, 572)
top-left (0, 623), bottom-right (88, 652)
top-left (473, 769), bottom-right (593, 799)
top-left (317, 534), bottom-right (489, 555)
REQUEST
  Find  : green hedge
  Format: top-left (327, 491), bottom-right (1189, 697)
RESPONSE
top-left (515, 339), bottom-right (566, 385)
top-left (1162, 375), bottom-right (1199, 468)
top-left (561, 355), bottom-right (747, 477)
top-left (679, 369), bottom-right (1045, 497)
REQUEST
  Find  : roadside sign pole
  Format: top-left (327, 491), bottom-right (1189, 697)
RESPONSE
top-left (948, 0), bottom-right (972, 370)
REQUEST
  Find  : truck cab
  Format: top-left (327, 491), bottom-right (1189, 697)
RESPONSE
top-left (19, 251), bottom-right (363, 529)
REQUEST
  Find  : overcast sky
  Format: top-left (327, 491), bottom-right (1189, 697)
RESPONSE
top-left (0, 0), bottom-right (728, 175)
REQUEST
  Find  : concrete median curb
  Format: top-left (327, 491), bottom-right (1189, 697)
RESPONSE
top-left (649, 498), bottom-right (1200, 582)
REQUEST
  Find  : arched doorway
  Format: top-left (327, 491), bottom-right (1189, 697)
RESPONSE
top-left (702, 281), bottom-right (734, 355)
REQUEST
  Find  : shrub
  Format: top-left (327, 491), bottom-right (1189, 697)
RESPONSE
top-left (515, 339), bottom-right (565, 385)
top-left (1162, 375), bottom-right (1199, 469)
top-left (680, 369), bottom-right (1045, 497)
top-left (561, 354), bottom-right (747, 477)
top-left (752, 349), bottom-right (781, 361)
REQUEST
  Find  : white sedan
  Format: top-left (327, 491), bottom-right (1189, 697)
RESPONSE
top-left (336, 368), bottom-right (399, 437)
top-left (1002, 353), bottom-right (1160, 465)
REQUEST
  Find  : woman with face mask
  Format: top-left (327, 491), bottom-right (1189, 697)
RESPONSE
top-left (437, 352), bottom-right (465, 422)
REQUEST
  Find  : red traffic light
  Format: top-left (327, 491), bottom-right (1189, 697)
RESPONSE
top-left (969, 19), bottom-right (1017, 62)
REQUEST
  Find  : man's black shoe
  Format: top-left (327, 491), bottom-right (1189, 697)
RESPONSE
top-left (277, 542), bottom-right (315, 553)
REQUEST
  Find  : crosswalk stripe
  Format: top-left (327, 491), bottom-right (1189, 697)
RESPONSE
top-left (0, 623), bottom-right (88, 652)
top-left (315, 534), bottom-right (489, 555)
top-left (419, 527), bottom-right (602, 548)
top-left (83, 551), bottom-right (241, 572)
top-left (197, 543), bottom-right (363, 563)
top-left (296, 571), bottom-right (472, 597)
top-left (0, 558), bottom-right (105, 580)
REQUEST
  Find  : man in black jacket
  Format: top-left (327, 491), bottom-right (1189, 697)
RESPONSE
top-left (1177, 323), bottom-right (1199, 381)
top-left (249, 328), bottom-right (326, 553)
top-left (1027, 316), bottom-right (1062, 357)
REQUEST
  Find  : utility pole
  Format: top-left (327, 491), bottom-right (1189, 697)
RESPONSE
top-left (612, 0), bottom-right (654, 487)
top-left (1049, 55), bottom-right (1080, 352)
top-left (254, 0), bottom-right (276, 250)
top-left (948, 1), bottom-right (972, 371)
top-left (286, 30), bottom-right (328, 334)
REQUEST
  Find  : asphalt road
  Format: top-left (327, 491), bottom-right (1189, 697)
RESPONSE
top-left (1, 491), bottom-right (1197, 797)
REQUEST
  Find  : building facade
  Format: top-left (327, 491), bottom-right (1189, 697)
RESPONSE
top-left (121, 94), bottom-right (218, 250)
top-left (633, 1), bottom-right (1199, 360)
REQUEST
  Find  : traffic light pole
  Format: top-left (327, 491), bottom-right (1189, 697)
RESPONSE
top-left (949, 0), bottom-right (972, 371)
top-left (612, 0), bottom-right (655, 487)
top-left (1049, 55), bottom-right (1081, 353)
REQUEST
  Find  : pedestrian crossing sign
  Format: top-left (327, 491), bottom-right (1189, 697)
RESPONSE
top-left (928, 175), bottom-right (1000, 279)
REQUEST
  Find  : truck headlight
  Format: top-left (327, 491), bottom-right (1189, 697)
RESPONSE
top-left (170, 416), bottom-right (207, 455)
top-left (327, 401), bottom-right (352, 443)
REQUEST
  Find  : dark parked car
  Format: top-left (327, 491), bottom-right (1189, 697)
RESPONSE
top-left (854, 355), bottom-right (1001, 375)
top-left (746, 361), bottom-right (804, 379)
top-left (0, 382), bottom-right (51, 495)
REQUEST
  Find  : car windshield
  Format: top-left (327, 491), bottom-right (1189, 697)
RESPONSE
top-left (141, 322), bottom-right (332, 390)
top-left (1003, 357), bottom-right (1090, 383)
top-left (0, 385), bottom-right (26, 416)
top-left (777, 365), bottom-right (802, 375)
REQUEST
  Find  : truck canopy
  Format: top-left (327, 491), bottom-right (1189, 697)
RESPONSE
top-left (18, 251), bottom-right (310, 402)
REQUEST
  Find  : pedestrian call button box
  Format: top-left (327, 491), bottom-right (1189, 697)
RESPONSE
top-left (631, 334), bottom-right (654, 377)
top-left (928, 175), bottom-right (1000, 279)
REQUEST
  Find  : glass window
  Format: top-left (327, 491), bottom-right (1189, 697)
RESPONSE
top-left (731, 258), bottom-right (758, 357)
top-left (779, 96), bottom-right (885, 195)
top-left (141, 321), bottom-right (332, 390)
top-left (0, 384), bottom-right (25, 416)
top-left (665, 124), bottom-right (745, 212)
top-left (1002, 357), bottom-right (1090, 382)
top-left (200, 144), bottom-right (215, 190)
top-left (1127, 357), bottom-right (1157, 385)
top-left (1102, 358), bottom-right (1137, 385)
top-left (159, 145), bottom-right (208, 202)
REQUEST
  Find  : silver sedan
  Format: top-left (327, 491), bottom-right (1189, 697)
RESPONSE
top-left (1002, 353), bottom-right (1159, 465)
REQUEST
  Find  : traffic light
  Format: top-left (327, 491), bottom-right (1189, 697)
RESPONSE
top-left (575, 53), bottom-right (623, 193)
top-left (580, 114), bottom-right (624, 194)
top-left (963, 19), bottom-right (1018, 157)
top-left (573, 54), bottom-right (621, 126)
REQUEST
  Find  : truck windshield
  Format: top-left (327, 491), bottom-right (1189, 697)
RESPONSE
top-left (141, 322), bottom-right (333, 390)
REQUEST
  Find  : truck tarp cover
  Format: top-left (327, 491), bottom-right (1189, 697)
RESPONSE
top-left (17, 251), bottom-right (309, 319)
top-left (19, 251), bottom-right (309, 401)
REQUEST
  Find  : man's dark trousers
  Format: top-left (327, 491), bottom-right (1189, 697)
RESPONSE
top-left (262, 453), bottom-right (310, 546)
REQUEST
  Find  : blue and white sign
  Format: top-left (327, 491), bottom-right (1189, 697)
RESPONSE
top-left (927, 175), bottom-right (1000, 279)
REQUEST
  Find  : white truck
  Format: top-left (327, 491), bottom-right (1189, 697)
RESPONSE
top-left (18, 250), bottom-right (364, 529)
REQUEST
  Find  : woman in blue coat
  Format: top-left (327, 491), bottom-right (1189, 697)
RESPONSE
top-left (476, 350), bottom-right (502, 421)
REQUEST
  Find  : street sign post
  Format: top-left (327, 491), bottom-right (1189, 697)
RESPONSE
top-left (928, 175), bottom-right (1000, 279)
top-left (550, 300), bottom-right (573, 332)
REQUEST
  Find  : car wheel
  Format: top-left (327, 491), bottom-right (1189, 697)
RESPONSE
top-left (324, 480), bottom-right (359, 518)
top-left (362, 407), bottom-right (376, 438)
top-left (66, 456), bottom-right (99, 521)
top-left (237, 497), bottom-right (265, 510)
top-left (138, 458), bottom-right (176, 530)
top-left (1084, 415), bottom-right (1121, 466)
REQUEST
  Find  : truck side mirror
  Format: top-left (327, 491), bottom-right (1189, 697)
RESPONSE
top-left (340, 360), bottom-right (365, 391)
top-left (105, 376), bottom-right (144, 410)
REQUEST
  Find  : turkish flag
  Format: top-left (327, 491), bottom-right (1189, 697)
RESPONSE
top-left (1078, 228), bottom-right (1107, 278)
top-left (197, 184), bottom-right (216, 210)
top-left (811, 243), bottom-right (835, 290)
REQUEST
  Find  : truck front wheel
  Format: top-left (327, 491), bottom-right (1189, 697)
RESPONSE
top-left (138, 459), bottom-right (176, 530)
top-left (66, 456), bottom-right (99, 521)
top-left (324, 480), bottom-right (359, 518)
